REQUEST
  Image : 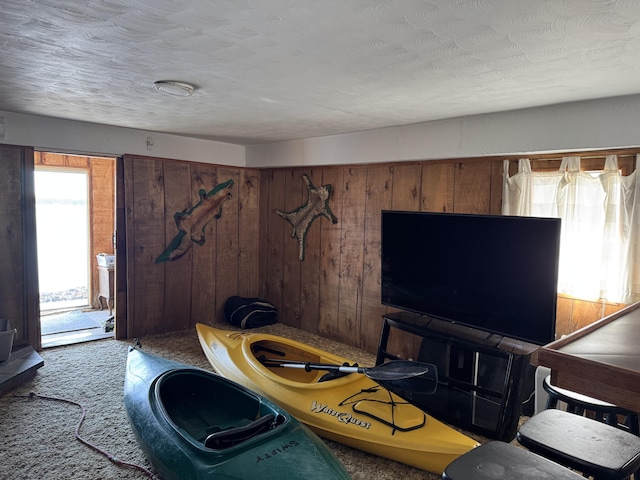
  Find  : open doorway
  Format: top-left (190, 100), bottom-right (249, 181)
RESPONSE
top-left (34, 153), bottom-right (116, 347)
top-left (36, 169), bottom-right (90, 310)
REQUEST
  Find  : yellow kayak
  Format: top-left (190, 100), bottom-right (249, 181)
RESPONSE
top-left (196, 324), bottom-right (479, 474)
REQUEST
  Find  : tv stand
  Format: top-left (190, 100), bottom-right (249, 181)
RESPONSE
top-left (376, 311), bottom-right (538, 441)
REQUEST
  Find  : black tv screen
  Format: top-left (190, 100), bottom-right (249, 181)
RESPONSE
top-left (381, 211), bottom-right (561, 345)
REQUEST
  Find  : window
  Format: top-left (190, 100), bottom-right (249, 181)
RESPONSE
top-left (503, 154), bottom-right (640, 305)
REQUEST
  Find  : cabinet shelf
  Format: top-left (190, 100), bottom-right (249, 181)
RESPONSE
top-left (376, 311), bottom-right (537, 441)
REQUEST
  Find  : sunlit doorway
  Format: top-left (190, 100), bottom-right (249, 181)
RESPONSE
top-left (34, 154), bottom-right (117, 348)
top-left (35, 168), bottom-right (90, 311)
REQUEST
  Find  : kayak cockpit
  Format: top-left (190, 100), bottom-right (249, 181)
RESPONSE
top-left (250, 340), bottom-right (352, 384)
top-left (204, 412), bottom-right (286, 449)
top-left (155, 369), bottom-right (286, 449)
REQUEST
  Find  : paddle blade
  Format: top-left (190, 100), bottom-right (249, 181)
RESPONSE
top-left (366, 360), bottom-right (438, 395)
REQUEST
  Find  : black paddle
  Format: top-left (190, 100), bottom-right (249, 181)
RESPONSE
top-left (260, 358), bottom-right (438, 395)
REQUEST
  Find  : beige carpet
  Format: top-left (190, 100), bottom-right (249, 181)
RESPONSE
top-left (0, 323), bottom-right (488, 480)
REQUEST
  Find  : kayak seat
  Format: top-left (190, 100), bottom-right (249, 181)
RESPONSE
top-left (205, 413), bottom-right (284, 449)
top-left (318, 370), bottom-right (352, 382)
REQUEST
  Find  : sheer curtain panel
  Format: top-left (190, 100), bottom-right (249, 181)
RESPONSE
top-left (502, 154), bottom-right (640, 305)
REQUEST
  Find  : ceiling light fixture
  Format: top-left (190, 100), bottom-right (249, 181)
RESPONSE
top-left (153, 80), bottom-right (196, 97)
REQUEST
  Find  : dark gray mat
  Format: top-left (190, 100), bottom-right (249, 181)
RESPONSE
top-left (41, 310), bottom-right (105, 336)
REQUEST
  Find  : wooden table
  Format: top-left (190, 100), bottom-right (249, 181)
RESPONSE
top-left (536, 301), bottom-right (640, 413)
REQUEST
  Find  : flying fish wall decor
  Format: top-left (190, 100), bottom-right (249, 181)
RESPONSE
top-left (276, 174), bottom-right (338, 261)
top-left (156, 179), bottom-right (234, 263)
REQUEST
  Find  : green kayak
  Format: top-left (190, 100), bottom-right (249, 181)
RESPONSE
top-left (124, 345), bottom-right (350, 479)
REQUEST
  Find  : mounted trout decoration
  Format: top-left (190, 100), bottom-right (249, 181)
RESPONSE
top-left (156, 179), bottom-right (234, 263)
top-left (276, 174), bottom-right (338, 261)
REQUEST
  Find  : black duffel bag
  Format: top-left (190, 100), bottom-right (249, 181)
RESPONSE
top-left (224, 296), bottom-right (278, 329)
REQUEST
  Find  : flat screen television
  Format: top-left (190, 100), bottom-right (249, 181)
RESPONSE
top-left (381, 211), bottom-right (561, 345)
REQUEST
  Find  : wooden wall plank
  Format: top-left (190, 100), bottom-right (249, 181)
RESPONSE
top-left (318, 168), bottom-right (344, 340)
top-left (122, 157), bottom-right (135, 337)
top-left (37, 152), bottom-right (86, 167)
top-left (66, 155), bottom-right (89, 168)
top-left (215, 167), bottom-right (241, 322)
top-left (528, 154), bottom-right (637, 175)
top-left (238, 169), bottom-right (260, 297)
top-left (555, 296), bottom-right (574, 338)
top-left (617, 155), bottom-right (635, 175)
top-left (189, 164), bottom-right (219, 325)
top-left (115, 156), bottom-right (128, 339)
top-left (22, 148), bottom-right (40, 348)
top-left (298, 168), bottom-right (323, 334)
top-left (36, 152), bottom-right (56, 167)
top-left (490, 160), bottom-right (505, 215)
top-left (0, 145), bottom-right (33, 348)
top-left (392, 163), bottom-right (422, 211)
top-left (265, 170), bottom-right (286, 317)
top-left (257, 171), bottom-right (271, 299)
top-left (573, 299), bottom-right (607, 331)
top-left (422, 163), bottom-right (454, 213)
top-left (0, 147), bottom-right (26, 332)
top-left (388, 163), bottom-right (423, 360)
top-left (280, 170), bottom-right (304, 327)
top-left (128, 157), bottom-right (166, 336)
top-left (453, 161), bottom-right (492, 213)
top-left (161, 160), bottom-right (193, 331)
top-left (337, 166), bottom-right (367, 344)
top-left (604, 302), bottom-right (626, 318)
top-left (360, 165), bottom-right (393, 352)
top-left (89, 158), bottom-right (115, 308)
top-left (22, 147), bottom-right (42, 350)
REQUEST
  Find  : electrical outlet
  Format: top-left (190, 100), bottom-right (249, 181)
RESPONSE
top-left (146, 136), bottom-right (154, 151)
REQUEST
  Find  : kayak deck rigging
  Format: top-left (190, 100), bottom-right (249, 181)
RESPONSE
top-left (252, 341), bottom-right (427, 433)
top-left (338, 387), bottom-right (426, 434)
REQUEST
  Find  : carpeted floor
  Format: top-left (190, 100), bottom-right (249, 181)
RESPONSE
top-left (0, 323), bottom-right (489, 479)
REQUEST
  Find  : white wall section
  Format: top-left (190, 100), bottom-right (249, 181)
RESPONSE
top-left (245, 95), bottom-right (640, 167)
top-left (0, 111), bottom-right (245, 166)
top-left (3, 94), bottom-right (639, 168)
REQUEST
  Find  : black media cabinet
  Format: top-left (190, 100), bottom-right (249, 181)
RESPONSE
top-left (376, 311), bottom-right (538, 441)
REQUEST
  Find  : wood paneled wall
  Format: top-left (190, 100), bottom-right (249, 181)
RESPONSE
top-left (259, 151), bottom-right (634, 356)
top-left (258, 160), bottom-right (505, 357)
top-left (0, 145), bottom-right (39, 348)
top-left (122, 155), bottom-right (260, 337)
top-left (2, 146), bottom-right (629, 354)
top-left (121, 149), bottom-right (635, 355)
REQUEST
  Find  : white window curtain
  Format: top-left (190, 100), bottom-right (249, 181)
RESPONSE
top-left (503, 154), bottom-right (640, 305)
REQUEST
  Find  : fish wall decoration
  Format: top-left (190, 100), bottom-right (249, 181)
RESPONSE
top-left (156, 179), bottom-right (234, 263)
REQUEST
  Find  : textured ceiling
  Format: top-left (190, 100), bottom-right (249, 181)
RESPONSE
top-left (2, 0), bottom-right (640, 146)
